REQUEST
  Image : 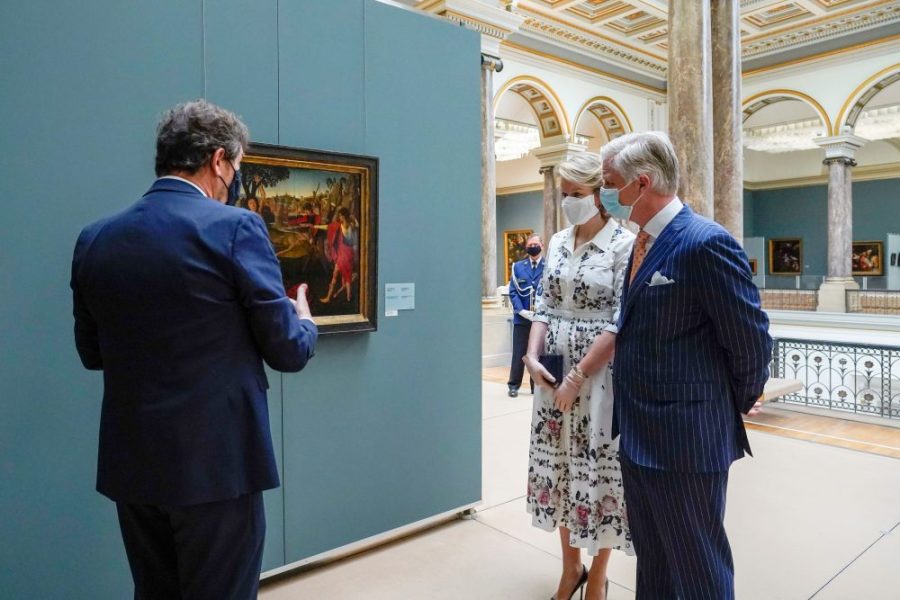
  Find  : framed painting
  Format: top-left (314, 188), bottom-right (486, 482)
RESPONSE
top-left (503, 229), bottom-right (533, 283)
top-left (852, 241), bottom-right (884, 276)
top-left (749, 258), bottom-right (758, 276)
top-left (768, 238), bottom-right (802, 276)
top-left (240, 143), bottom-right (378, 334)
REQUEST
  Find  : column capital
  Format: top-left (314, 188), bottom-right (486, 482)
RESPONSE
top-left (421, 0), bottom-right (524, 57)
top-left (814, 134), bottom-right (867, 161)
top-left (531, 142), bottom-right (588, 169)
top-left (822, 156), bottom-right (857, 168)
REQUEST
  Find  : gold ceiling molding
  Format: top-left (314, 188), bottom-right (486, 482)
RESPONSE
top-left (500, 41), bottom-right (667, 95)
top-left (741, 89), bottom-right (833, 134)
top-left (836, 62), bottom-right (900, 133)
top-left (493, 75), bottom-right (572, 139)
top-left (742, 32), bottom-right (900, 76)
top-left (742, 1), bottom-right (900, 58)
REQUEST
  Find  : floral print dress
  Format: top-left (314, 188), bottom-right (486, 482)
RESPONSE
top-left (526, 219), bottom-right (635, 556)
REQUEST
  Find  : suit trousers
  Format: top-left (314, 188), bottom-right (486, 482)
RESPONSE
top-left (116, 492), bottom-right (265, 600)
top-left (507, 322), bottom-right (534, 392)
top-left (620, 453), bottom-right (734, 600)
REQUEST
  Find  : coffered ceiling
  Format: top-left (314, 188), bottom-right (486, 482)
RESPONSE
top-left (400, 0), bottom-right (900, 88)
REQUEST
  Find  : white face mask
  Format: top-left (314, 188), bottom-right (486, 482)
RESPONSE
top-left (561, 193), bottom-right (599, 226)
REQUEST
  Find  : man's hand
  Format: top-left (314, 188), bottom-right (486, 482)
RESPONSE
top-left (747, 398), bottom-right (764, 417)
top-left (523, 355), bottom-right (556, 390)
top-left (289, 284), bottom-right (313, 320)
top-left (553, 377), bottom-right (580, 412)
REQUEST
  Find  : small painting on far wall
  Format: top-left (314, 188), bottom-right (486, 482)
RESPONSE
top-left (504, 229), bottom-right (533, 283)
top-left (768, 238), bottom-right (802, 276)
top-left (852, 241), bottom-right (884, 276)
top-left (749, 258), bottom-right (758, 276)
top-left (891, 252), bottom-right (898, 267)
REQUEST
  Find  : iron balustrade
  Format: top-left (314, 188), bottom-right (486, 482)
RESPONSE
top-left (771, 338), bottom-right (900, 420)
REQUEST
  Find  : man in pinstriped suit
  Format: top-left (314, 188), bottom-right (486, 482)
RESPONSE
top-left (600, 132), bottom-right (773, 600)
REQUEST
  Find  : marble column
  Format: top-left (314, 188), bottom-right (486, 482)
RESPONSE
top-left (667, 0), bottom-right (714, 217)
top-left (540, 166), bottom-right (560, 244)
top-left (711, 0), bottom-right (743, 243)
top-left (481, 54), bottom-right (501, 303)
top-left (814, 134), bottom-right (866, 312)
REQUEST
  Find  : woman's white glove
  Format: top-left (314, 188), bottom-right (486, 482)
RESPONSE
top-left (518, 310), bottom-right (535, 321)
top-left (523, 355), bottom-right (556, 389)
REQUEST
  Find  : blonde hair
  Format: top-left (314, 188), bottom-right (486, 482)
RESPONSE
top-left (557, 151), bottom-right (604, 190)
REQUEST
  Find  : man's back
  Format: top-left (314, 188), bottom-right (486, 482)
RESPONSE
top-left (72, 178), bottom-right (317, 505)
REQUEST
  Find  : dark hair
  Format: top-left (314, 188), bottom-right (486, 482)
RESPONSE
top-left (154, 99), bottom-right (249, 176)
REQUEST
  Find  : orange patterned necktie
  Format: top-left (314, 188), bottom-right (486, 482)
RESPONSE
top-left (630, 230), bottom-right (652, 284)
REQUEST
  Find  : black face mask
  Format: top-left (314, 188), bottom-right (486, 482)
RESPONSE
top-left (218, 161), bottom-right (242, 206)
top-left (526, 246), bottom-right (541, 257)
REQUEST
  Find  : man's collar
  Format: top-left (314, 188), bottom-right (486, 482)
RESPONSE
top-left (157, 175), bottom-right (208, 197)
top-left (642, 197), bottom-right (683, 239)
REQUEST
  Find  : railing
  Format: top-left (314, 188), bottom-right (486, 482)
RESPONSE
top-left (759, 289), bottom-right (818, 312)
top-left (847, 290), bottom-right (900, 315)
top-left (771, 338), bottom-right (900, 420)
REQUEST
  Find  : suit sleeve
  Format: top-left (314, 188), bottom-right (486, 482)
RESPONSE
top-left (233, 214), bottom-right (318, 372)
top-left (71, 229), bottom-right (102, 370)
top-left (695, 232), bottom-right (773, 414)
top-left (509, 263), bottom-right (526, 314)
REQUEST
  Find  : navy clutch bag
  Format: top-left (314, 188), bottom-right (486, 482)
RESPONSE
top-left (538, 354), bottom-right (564, 388)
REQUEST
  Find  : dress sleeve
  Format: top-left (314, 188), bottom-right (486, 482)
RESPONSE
top-left (603, 231), bottom-right (634, 334)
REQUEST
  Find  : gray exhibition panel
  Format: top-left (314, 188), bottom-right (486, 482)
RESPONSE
top-left (0, 1), bottom-right (483, 597)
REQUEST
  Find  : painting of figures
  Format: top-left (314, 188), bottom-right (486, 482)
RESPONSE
top-left (241, 144), bottom-right (378, 334)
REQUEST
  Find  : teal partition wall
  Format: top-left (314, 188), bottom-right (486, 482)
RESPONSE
top-left (0, 1), bottom-right (482, 597)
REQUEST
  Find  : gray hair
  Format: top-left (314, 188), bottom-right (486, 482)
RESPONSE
top-left (600, 131), bottom-right (679, 195)
top-left (556, 151), bottom-right (604, 190)
top-left (155, 99), bottom-right (249, 176)
top-left (526, 233), bottom-right (542, 243)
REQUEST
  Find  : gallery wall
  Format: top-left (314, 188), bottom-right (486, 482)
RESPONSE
top-left (496, 190), bottom-right (544, 285)
top-left (748, 178), bottom-right (900, 286)
top-left (0, 1), bottom-right (483, 598)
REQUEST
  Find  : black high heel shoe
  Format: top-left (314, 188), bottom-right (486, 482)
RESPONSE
top-left (550, 565), bottom-right (588, 600)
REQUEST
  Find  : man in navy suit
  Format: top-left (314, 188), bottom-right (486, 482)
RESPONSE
top-left (600, 132), bottom-right (772, 600)
top-left (71, 100), bottom-right (318, 599)
top-left (507, 233), bottom-right (544, 397)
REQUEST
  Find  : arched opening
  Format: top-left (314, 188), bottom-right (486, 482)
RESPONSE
top-left (837, 65), bottom-right (900, 168)
top-left (573, 97), bottom-right (633, 153)
top-left (741, 91), bottom-right (831, 183)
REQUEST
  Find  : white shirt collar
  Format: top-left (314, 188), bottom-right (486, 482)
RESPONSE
top-left (642, 197), bottom-right (683, 239)
top-left (565, 217), bottom-right (618, 254)
top-left (158, 175), bottom-right (208, 197)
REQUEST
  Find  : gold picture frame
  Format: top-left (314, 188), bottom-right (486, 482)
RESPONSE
top-left (241, 143), bottom-right (378, 334)
top-left (852, 241), bottom-right (884, 276)
top-left (768, 238), bottom-right (802, 276)
top-left (503, 229), bottom-right (533, 283)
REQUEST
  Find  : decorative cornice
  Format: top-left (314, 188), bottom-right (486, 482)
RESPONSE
top-left (517, 9), bottom-right (667, 77)
top-left (421, 0), bottom-right (525, 56)
top-left (497, 182), bottom-right (544, 195)
top-left (742, 2), bottom-right (900, 59)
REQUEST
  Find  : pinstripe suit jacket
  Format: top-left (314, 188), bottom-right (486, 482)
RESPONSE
top-left (612, 205), bottom-right (772, 473)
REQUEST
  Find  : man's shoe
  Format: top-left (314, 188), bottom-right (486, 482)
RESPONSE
top-left (508, 388), bottom-right (518, 397)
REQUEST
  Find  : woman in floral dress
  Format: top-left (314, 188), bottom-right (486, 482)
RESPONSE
top-left (523, 152), bottom-right (635, 600)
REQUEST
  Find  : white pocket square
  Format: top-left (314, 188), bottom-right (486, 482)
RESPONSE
top-left (648, 271), bottom-right (675, 286)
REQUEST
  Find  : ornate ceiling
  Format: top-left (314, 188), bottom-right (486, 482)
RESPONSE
top-left (402, 0), bottom-right (900, 85)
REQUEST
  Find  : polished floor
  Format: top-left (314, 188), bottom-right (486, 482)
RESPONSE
top-left (260, 380), bottom-right (900, 599)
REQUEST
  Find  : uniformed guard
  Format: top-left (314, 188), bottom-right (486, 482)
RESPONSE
top-left (507, 233), bottom-right (544, 397)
